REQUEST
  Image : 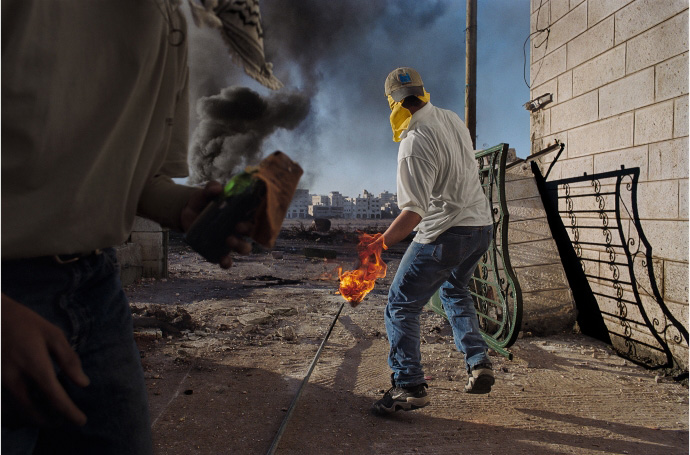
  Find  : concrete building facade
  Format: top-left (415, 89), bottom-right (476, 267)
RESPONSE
top-left (528, 0), bottom-right (688, 369)
top-left (286, 188), bottom-right (311, 219)
top-left (329, 191), bottom-right (346, 207)
top-left (287, 188), bottom-right (392, 219)
top-left (311, 195), bottom-right (329, 206)
top-left (351, 190), bottom-right (382, 219)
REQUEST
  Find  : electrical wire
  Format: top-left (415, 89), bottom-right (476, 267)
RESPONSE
top-left (523, 0), bottom-right (550, 89)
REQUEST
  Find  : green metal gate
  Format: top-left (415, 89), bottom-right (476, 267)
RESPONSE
top-left (427, 143), bottom-right (523, 359)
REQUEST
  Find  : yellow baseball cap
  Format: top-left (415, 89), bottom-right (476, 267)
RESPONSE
top-left (384, 67), bottom-right (425, 102)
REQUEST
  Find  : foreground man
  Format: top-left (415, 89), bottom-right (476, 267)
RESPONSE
top-left (371, 67), bottom-right (495, 416)
top-left (1, 3), bottom-right (253, 453)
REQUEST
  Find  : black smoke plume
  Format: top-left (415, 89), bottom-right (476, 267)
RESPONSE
top-left (183, 0), bottom-right (450, 189)
top-left (188, 86), bottom-right (310, 184)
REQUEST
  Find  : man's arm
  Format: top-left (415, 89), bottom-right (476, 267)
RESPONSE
top-left (380, 209), bottom-right (422, 248)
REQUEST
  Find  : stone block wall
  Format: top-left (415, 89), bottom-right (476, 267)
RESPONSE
top-left (529, 0), bottom-right (688, 369)
top-left (115, 217), bottom-right (169, 286)
top-left (501, 164), bottom-right (577, 335)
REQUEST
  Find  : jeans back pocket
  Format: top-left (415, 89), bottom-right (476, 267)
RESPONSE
top-left (432, 233), bottom-right (472, 267)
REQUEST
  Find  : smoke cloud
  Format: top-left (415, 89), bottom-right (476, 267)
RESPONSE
top-left (184, 0), bottom-right (450, 189)
top-left (188, 86), bottom-right (310, 183)
top-left (183, 1), bottom-right (530, 195)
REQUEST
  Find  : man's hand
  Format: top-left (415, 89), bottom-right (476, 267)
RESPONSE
top-left (361, 233), bottom-right (387, 259)
top-left (1, 294), bottom-right (90, 426)
top-left (180, 181), bottom-right (253, 269)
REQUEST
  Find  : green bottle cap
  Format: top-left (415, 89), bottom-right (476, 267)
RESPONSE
top-left (223, 170), bottom-right (256, 197)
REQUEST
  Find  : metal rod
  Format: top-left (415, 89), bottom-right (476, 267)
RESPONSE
top-left (266, 302), bottom-right (345, 455)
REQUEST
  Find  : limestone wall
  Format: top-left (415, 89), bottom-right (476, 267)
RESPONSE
top-left (528, 0), bottom-right (688, 369)
top-left (500, 163), bottom-right (577, 335)
top-left (116, 217), bottom-right (169, 286)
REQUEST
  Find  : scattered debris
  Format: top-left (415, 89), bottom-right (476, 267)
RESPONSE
top-left (276, 326), bottom-right (296, 341)
top-left (135, 327), bottom-right (163, 339)
top-left (238, 311), bottom-right (273, 326)
top-left (266, 307), bottom-right (297, 316)
top-left (303, 247), bottom-right (337, 259)
top-left (243, 275), bottom-right (302, 287)
top-left (132, 305), bottom-right (196, 336)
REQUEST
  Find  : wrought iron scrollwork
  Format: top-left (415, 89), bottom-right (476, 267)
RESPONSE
top-left (428, 143), bottom-right (523, 359)
top-left (551, 168), bottom-right (688, 371)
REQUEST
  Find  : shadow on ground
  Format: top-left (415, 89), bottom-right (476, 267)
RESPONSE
top-left (148, 354), bottom-right (687, 455)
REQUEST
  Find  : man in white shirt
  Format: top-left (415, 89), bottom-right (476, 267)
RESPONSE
top-left (371, 67), bottom-right (495, 415)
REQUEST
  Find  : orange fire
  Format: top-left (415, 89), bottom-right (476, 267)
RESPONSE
top-left (338, 233), bottom-right (388, 306)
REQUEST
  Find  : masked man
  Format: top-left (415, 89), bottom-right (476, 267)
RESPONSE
top-left (371, 67), bottom-right (495, 416)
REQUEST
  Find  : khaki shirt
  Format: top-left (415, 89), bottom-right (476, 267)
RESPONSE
top-left (397, 102), bottom-right (493, 243)
top-left (2, 1), bottom-right (197, 259)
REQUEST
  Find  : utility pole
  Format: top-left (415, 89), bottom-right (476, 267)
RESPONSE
top-left (465, 0), bottom-right (477, 148)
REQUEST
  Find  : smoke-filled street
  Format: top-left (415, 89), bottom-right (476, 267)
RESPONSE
top-left (126, 223), bottom-right (688, 455)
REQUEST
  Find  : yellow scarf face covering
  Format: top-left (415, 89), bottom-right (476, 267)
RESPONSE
top-left (388, 90), bottom-right (431, 142)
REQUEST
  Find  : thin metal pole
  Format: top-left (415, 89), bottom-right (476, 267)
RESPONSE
top-left (465, 0), bottom-right (477, 148)
top-left (266, 302), bottom-right (345, 455)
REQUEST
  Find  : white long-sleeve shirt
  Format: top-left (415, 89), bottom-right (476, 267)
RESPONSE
top-left (397, 102), bottom-right (493, 244)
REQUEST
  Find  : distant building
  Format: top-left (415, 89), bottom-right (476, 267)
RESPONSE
top-left (309, 205), bottom-right (344, 218)
top-left (352, 189), bottom-right (382, 219)
top-left (381, 202), bottom-right (401, 218)
top-left (286, 188), bottom-right (310, 219)
top-left (378, 191), bottom-right (398, 217)
top-left (288, 188), bottom-right (397, 219)
top-left (311, 194), bottom-right (329, 206)
top-left (329, 191), bottom-right (346, 207)
top-left (378, 190), bottom-right (396, 205)
top-left (342, 198), bottom-right (355, 218)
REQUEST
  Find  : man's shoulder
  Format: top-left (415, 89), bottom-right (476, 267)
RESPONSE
top-left (414, 104), bottom-right (462, 127)
top-left (432, 105), bottom-right (463, 123)
top-left (399, 128), bottom-right (437, 162)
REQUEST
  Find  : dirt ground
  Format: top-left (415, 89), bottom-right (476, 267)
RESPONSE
top-left (125, 221), bottom-right (689, 455)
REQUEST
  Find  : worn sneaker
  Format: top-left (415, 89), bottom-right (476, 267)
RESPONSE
top-left (464, 364), bottom-right (495, 394)
top-left (371, 383), bottom-right (429, 416)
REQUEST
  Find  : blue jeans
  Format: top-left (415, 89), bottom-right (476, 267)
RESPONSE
top-left (385, 225), bottom-right (493, 387)
top-left (1, 249), bottom-right (153, 455)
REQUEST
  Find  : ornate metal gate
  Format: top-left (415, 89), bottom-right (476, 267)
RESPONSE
top-left (428, 143), bottom-right (523, 359)
top-left (544, 167), bottom-right (688, 371)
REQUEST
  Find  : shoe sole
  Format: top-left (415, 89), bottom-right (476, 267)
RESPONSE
top-left (464, 374), bottom-right (495, 394)
top-left (371, 397), bottom-right (430, 416)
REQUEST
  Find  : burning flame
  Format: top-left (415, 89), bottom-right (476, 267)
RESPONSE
top-left (338, 233), bottom-right (387, 306)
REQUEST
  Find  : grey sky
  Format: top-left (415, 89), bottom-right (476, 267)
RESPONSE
top-left (184, 0), bottom-right (531, 197)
